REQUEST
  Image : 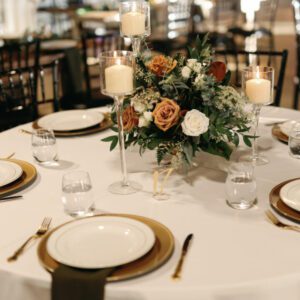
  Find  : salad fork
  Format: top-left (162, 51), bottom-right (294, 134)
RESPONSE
top-left (265, 210), bottom-right (300, 232)
top-left (7, 217), bottom-right (52, 262)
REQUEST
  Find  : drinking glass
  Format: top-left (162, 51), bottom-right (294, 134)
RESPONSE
top-left (99, 50), bottom-right (142, 195)
top-left (61, 171), bottom-right (94, 217)
top-left (225, 162), bottom-right (257, 210)
top-left (31, 129), bottom-right (58, 165)
top-left (241, 66), bottom-right (274, 165)
top-left (289, 121), bottom-right (300, 159)
top-left (119, 1), bottom-right (150, 55)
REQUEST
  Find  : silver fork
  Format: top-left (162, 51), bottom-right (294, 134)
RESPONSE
top-left (265, 210), bottom-right (300, 232)
top-left (7, 217), bottom-right (52, 262)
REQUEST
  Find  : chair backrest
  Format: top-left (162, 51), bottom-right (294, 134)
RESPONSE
top-left (292, 0), bottom-right (300, 109)
top-left (81, 31), bottom-right (123, 102)
top-left (214, 49), bottom-right (288, 107)
top-left (0, 40), bottom-right (40, 74)
top-left (0, 60), bottom-right (60, 131)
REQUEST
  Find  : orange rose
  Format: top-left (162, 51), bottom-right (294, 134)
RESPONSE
top-left (147, 55), bottom-right (177, 77)
top-left (209, 61), bottom-right (226, 82)
top-left (152, 98), bottom-right (180, 132)
top-left (122, 106), bottom-right (138, 132)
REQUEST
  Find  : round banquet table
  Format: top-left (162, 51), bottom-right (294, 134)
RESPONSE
top-left (1, 106), bottom-right (300, 300)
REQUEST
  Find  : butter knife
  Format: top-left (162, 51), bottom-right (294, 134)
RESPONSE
top-left (172, 233), bottom-right (193, 280)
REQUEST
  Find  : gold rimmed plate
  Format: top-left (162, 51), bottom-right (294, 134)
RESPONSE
top-left (269, 177), bottom-right (300, 223)
top-left (0, 159), bottom-right (37, 198)
top-left (38, 214), bottom-right (174, 281)
top-left (272, 125), bottom-right (288, 143)
top-left (32, 113), bottom-right (112, 137)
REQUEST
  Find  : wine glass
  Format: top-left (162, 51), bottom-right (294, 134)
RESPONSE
top-left (241, 66), bottom-right (274, 165)
top-left (99, 50), bottom-right (142, 195)
top-left (119, 1), bottom-right (150, 56)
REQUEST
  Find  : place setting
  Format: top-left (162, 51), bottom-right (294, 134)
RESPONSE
top-left (31, 109), bottom-right (112, 137)
top-left (0, 157), bottom-right (37, 200)
top-left (269, 177), bottom-right (300, 224)
top-left (36, 213), bottom-right (175, 300)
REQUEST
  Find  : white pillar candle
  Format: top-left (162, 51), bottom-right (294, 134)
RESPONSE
top-left (245, 78), bottom-right (271, 104)
top-left (121, 12), bottom-right (146, 36)
top-left (105, 65), bottom-right (133, 95)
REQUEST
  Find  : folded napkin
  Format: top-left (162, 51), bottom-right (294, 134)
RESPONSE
top-left (52, 265), bottom-right (115, 300)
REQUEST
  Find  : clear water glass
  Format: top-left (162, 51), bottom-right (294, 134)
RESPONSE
top-left (61, 171), bottom-right (94, 217)
top-left (289, 121), bottom-right (300, 159)
top-left (32, 129), bottom-right (58, 165)
top-left (225, 162), bottom-right (257, 210)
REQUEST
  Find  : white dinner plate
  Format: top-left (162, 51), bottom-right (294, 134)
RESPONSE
top-left (280, 179), bottom-right (300, 212)
top-left (41, 39), bottom-right (77, 50)
top-left (279, 120), bottom-right (297, 137)
top-left (38, 110), bottom-right (104, 131)
top-left (47, 216), bottom-right (156, 269)
top-left (0, 161), bottom-right (23, 187)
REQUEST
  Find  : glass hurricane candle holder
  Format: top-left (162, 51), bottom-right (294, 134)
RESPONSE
top-left (241, 66), bottom-right (274, 166)
top-left (99, 50), bottom-right (142, 195)
top-left (119, 1), bottom-right (150, 55)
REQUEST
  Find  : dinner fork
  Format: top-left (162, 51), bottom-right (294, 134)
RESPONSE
top-left (7, 217), bottom-right (52, 262)
top-left (265, 210), bottom-right (300, 232)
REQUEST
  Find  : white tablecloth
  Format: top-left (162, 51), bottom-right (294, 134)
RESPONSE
top-left (1, 106), bottom-right (300, 300)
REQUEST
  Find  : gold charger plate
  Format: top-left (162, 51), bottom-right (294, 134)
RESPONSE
top-left (269, 177), bottom-right (300, 223)
top-left (0, 159), bottom-right (37, 198)
top-left (272, 125), bottom-right (288, 143)
top-left (38, 214), bottom-right (174, 281)
top-left (32, 113), bottom-right (112, 137)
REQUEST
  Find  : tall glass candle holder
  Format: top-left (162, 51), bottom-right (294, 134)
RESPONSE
top-left (99, 50), bottom-right (142, 195)
top-left (119, 1), bottom-right (150, 56)
top-left (242, 66), bottom-right (274, 165)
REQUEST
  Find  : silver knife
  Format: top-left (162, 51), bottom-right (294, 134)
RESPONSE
top-left (172, 233), bottom-right (193, 280)
top-left (0, 195), bottom-right (23, 201)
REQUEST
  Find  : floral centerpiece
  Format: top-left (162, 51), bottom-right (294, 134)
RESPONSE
top-left (103, 36), bottom-right (252, 168)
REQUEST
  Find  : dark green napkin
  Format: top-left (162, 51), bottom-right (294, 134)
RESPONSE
top-left (52, 265), bottom-right (115, 300)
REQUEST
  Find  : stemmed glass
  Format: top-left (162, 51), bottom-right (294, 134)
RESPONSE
top-left (99, 50), bottom-right (142, 195)
top-left (241, 66), bottom-right (274, 165)
top-left (119, 1), bottom-right (150, 56)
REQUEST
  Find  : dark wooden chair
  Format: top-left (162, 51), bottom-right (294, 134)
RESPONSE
top-left (214, 49), bottom-right (288, 107)
top-left (81, 31), bottom-right (123, 107)
top-left (0, 40), bottom-right (40, 73)
top-left (292, 0), bottom-right (300, 110)
top-left (0, 60), bottom-right (60, 131)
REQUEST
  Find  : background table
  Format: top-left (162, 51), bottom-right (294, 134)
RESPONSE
top-left (1, 106), bottom-right (300, 300)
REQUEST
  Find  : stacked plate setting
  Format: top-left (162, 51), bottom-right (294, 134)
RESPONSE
top-left (279, 179), bottom-right (300, 212)
top-left (0, 161), bottom-right (23, 188)
top-left (46, 216), bottom-right (156, 269)
top-left (37, 110), bottom-right (105, 133)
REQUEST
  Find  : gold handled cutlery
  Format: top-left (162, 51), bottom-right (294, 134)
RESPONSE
top-left (7, 217), bottom-right (52, 262)
top-left (265, 210), bottom-right (300, 232)
top-left (172, 233), bottom-right (193, 280)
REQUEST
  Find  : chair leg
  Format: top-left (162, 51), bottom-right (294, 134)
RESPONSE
top-left (294, 76), bottom-right (299, 110)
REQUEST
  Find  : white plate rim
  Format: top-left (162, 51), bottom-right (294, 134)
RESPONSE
top-left (37, 110), bottom-right (104, 131)
top-left (280, 179), bottom-right (300, 211)
top-left (279, 120), bottom-right (297, 137)
top-left (0, 161), bottom-right (23, 187)
top-left (46, 216), bottom-right (156, 269)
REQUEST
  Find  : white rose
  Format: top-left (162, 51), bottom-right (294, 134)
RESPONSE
top-left (181, 109), bottom-right (209, 136)
top-left (193, 62), bottom-right (202, 73)
top-left (181, 66), bottom-right (191, 79)
top-left (187, 59), bottom-right (197, 68)
top-left (138, 111), bottom-right (153, 128)
top-left (187, 59), bottom-right (202, 73)
top-left (194, 74), bottom-right (205, 88)
top-left (133, 101), bottom-right (147, 113)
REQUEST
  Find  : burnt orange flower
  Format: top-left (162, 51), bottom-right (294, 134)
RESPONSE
top-left (152, 98), bottom-right (180, 132)
top-left (147, 55), bottom-right (177, 77)
top-left (122, 106), bottom-right (138, 132)
top-left (209, 61), bottom-right (226, 82)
